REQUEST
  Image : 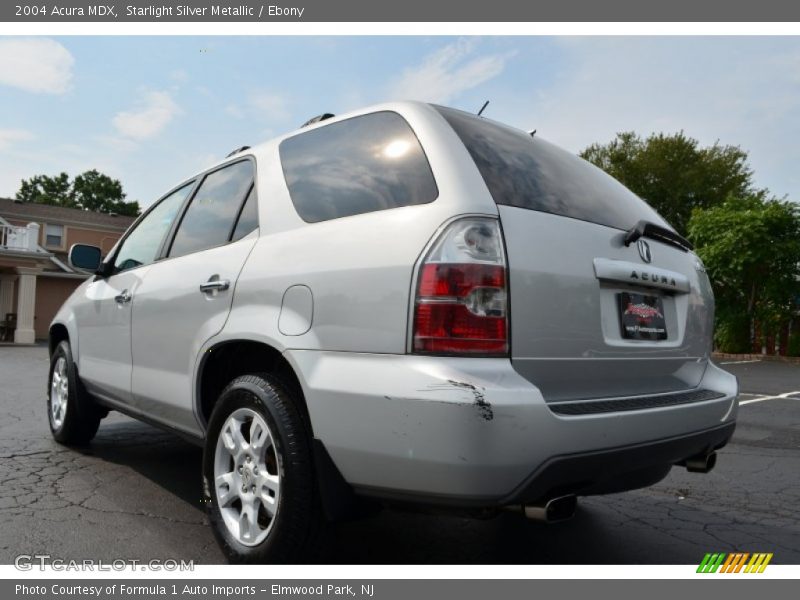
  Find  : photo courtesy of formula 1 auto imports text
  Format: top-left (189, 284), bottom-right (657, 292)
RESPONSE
top-left (0, 0), bottom-right (798, 597)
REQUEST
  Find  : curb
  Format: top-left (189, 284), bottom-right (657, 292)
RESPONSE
top-left (713, 352), bottom-right (800, 364)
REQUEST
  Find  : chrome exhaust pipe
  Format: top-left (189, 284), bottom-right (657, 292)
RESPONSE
top-left (505, 494), bottom-right (577, 523)
top-left (683, 451), bottom-right (717, 473)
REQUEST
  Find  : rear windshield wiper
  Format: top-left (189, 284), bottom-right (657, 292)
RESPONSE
top-left (623, 220), bottom-right (693, 252)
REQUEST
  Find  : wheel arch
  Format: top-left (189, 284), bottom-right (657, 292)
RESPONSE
top-left (195, 339), bottom-right (312, 438)
top-left (48, 322), bottom-right (71, 358)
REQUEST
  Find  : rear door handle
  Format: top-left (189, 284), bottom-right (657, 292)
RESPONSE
top-left (199, 278), bottom-right (230, 294)
top-left (114, 290), bottom-right (132, 304)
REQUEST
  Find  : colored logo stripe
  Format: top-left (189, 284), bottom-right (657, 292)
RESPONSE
top-left (697, 553), bottom-right (726, 573)
top-left (744, 553), bottom-right (773, 573)
top-left (697, 552), bottom-right (772, 573)
top-left (720, 553), bottom-right (736, 572)
top-left (721, 553), bottom-right (749, 573)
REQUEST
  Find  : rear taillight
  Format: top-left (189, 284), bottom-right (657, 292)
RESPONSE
top-left (412, 218), bottom-right (508, 356)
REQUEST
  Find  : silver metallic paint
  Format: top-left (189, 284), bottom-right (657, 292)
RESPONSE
top-left (49, 101), bottom-right (737, 502)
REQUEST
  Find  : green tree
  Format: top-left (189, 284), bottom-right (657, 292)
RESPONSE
top-left (687, 196), bottom-right (800, 352)
top-left (72, 170), bottom-right (140, 216)
top-left (16, 172), bottom-right (77, 208)
top-left (16, 170), bottom-right (140, 216)
top-left (581, 132), bottom-right (756, 234)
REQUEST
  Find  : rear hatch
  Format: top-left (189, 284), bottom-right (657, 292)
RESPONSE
top-left (435, 106), bottom-right (714, 402)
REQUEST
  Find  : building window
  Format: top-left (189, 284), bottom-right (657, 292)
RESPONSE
top-left (45, 224), bottom-right (64, 248)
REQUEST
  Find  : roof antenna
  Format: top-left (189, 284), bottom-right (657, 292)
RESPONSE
top-left (477, 100), bottom-right (490, 117)
top-left (529, 129), bottom-right (537, 138)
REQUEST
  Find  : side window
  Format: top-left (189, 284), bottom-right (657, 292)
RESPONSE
top-left (169, 160), bottom-right (254, 258)
top-left (279, 111), bottom-right (438, 223)
top-left (113, 183), bottom-right (193, 274)
top-left (231, 186), bottom-right (259, 242)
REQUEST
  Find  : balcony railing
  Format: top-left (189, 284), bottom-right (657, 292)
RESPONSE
top-left (0, 222), bottom-right (40, 253)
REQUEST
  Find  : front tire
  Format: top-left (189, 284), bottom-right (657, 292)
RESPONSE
top-left (203, 373), bottom-right (318, 563)
top-left (47, 340), bottom-right (102, 445)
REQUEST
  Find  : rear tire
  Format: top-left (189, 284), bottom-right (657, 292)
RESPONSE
top-left (47, 340), bottom-right (102, 445)
top-left (203, 373), bottom-right (319, 563)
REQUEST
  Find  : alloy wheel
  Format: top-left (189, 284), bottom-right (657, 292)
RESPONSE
top-left (50, 356), bottom-right (68, 430)
top-left (213, 407), bottom-right (281, 546)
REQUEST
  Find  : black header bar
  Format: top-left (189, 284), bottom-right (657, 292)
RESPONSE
top-left (3, 0), bottom-right (800, 22)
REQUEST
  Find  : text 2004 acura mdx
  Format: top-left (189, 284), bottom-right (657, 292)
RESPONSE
top-left (48, 102), bottom-right (738, 562)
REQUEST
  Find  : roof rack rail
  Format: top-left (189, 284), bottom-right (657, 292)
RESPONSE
top-left (226, 145), bottom-right (251, 158)
top-left (301, 113), bottom-right (335, 128)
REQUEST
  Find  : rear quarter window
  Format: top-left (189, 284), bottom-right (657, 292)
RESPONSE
top-left (279, 111), bottom-right (438, 223)
top-left (434, 106), bottom-right (667, 232)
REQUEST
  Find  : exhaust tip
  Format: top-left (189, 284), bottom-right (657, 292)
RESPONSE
top-left (546, 494), bottom-right (577, 522)
top-left (683, 451), bottom-right (717, 473)
top-left (520, 494), bottom-right (577, 523)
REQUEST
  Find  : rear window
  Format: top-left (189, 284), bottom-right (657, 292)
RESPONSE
top-left (434, 106), bottom-right (667, 231)
top-left (279, 111), bottom-right (438, 223)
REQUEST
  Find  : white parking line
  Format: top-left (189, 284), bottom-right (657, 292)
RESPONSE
top-left (739, 391), bottom-right (800, 406)
top-left (720, 359), bottom-right (762, 365)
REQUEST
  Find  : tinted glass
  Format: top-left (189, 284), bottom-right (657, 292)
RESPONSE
top-left (170, 160), bottom-right (254, 258)
top-left (113, 183), bottom-right (192, 273)
top-left (279, 111), bottom-right (438, 223)
top-left (231, 186), bottom-right (259, 242)
top-left (435, 106), bottom-right (667, 231)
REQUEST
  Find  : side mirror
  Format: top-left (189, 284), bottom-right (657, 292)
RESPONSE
top-left (68, 244), bottom-right (102, 272)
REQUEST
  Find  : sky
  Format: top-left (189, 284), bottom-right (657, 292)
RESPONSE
top-left (0, 36), bottom-right (798, 208)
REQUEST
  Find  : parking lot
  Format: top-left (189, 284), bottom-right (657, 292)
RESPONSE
top-left (0, 345), bottom-right (798, 564)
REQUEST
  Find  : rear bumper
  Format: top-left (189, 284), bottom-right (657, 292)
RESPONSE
top-left (502, 421), bottom-right (734, 506)
top-left (286, 350), bottom-right (738, 506)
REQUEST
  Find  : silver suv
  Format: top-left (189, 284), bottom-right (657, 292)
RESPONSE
top-left (48, 101), bottom-right (738, 563)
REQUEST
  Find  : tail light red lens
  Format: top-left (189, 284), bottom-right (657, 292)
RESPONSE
top-left (412, 219), bottom-right (508, 356)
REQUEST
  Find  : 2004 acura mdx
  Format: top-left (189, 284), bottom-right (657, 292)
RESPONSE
top-left (47, 101), bottom-right (738, 563)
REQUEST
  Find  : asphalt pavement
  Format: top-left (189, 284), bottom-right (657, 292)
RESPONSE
top-left (0, 345), bottom-right (798, 564)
